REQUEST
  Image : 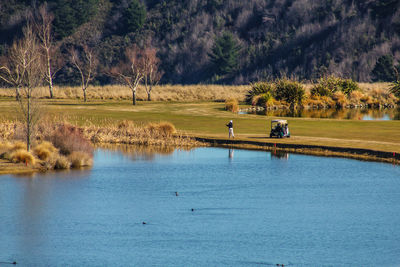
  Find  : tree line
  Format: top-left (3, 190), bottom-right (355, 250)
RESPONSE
top-left (0, 6), bottom-right (161, 152)
top-left (0, 0), bottom-right (399, 85)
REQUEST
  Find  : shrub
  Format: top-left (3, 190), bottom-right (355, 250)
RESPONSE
top-left (49, 124), bottom-right (93, 156)
top-left (311, 76), bottom-right (339, 97)
top-left (10, 149), bottom-right (36, 165)
top-left (69, 151), bottom-right (93, 168)
top-left (157, 122), bottom-right (176, 136)
top-left (332, 91), bottom-right (348, 108)
top-left (11, 141), bottom-right (26, 151)
top-left (34, 141), bottom-right (58, 160)
top-left (311, 76), bottom-right (360, 97)
top-left (274, 78), bottom-right (305, 109)
top-left (146, 122), bottom-right (176, 137)
top-left (225, 98), bottom-right (239, 112)
top-left (339, 79), bottom-right (360, 95)
top-left (0, 141), bottom-right (12, 152)
top-left (360, 95), bottom-right (373, 105)
top-left (256, 92), bottom-right (274, 107)
top-left (348, 91), bottom-right (365, 104)
top-left (54, 155), bottom-right (71, 169)
top-left (245, 82), bottom-right (274, 104)
top-left (389, 80), bottom-right (400, 100)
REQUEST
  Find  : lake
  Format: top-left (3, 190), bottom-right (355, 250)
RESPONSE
top-left (241, 108), bottom-right (400, 120)
top-left (1, 147), bottom-right (400, 266)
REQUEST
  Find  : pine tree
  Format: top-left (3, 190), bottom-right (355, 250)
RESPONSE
top-left (209, 32), bottom-right (241, 76)
top-left (371, 55), bottom-right (396, 82)
top-left (123, 0), bottom-right (146, 34)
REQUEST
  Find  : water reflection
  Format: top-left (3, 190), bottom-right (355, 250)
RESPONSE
top-left (271, 150), bottom-right (289, 160)
top-left (244, 108), bottom-right (400, 120)
top-left (98, 144), bottom-right (191, 161)
top-left (19, 178), bottom-right (50, 255)
top-left (228, 148), bottom-right (234, 160)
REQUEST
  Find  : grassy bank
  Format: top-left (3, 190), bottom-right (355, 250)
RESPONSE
top-left (0, 98), bottom-right (398, 151)
top-left (0, 96), bottom-right (399, 174)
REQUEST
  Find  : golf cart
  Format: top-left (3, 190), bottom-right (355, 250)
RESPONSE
top-left (270, 119), bottom-right (290, 138)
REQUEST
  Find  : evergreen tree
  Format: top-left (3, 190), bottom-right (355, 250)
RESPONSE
top-left (122, 0), bottom-right (146, 34)
top-left (371, 55), bottom-right (397, 82)
top-left (52, 0), bottom-right (98, 39)
top-left (209, 32), bottom-right (241, 75)
top-left (52, 0), bottom-right (77, 39)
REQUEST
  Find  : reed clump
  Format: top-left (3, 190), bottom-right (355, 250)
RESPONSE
top-left (68, 151), bottom-right (93, 168)
top-left (83, 120), bottom-right (198, 147)
top-left (225, 98), bottom-right (239, 112)
top-left (9, 149), bottom-right (36, 165)
top-left (33, 141), bottom-right (58, 160)
top-left (53, 155), bottom-right (71, 169)
top-left (0, 121), bottom-right (94, 171)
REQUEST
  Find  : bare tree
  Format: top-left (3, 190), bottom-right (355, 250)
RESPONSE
top-left (69, 45), bottom-right (97, 102)
top-left (0, 54), bottom-right (23, 101)
top-left (34, 3), bottom-right (63, 99)
top-left (110, 45), bottom-right (145, 105)
top-left (0, 24), bottom-right (44, 151)
top-left (143, 47), bottom-right (163, 101)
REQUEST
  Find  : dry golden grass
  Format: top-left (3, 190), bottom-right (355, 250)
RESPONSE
top-left (84, 121), bottom-right (198, 147)
top-left (10, 149), bottom-right (36, 165)
top-left (68, 151), bottom-right (93, 168)
top-left (225, 98), bottom-right (239, 112)
top-left (358, 82), bottom-right (392, 93)
top-left (146, 122), bottom-right (177, 136)
top-left (11, 141), bottom-right (26, 151)
top-left (33, 141), bottom-right (58, 160)
top-left (332, 91), bottom-right (348, 108)
top-left (54, 155), bottom-right (71, 169)
top-left (0, 84), bottom-right (250, 102)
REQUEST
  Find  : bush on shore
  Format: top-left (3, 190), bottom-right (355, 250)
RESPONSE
top-left (10, 149), bottom-right (36, 165)
top-left (68, 151), bottom-right (93, 168)
top-left (245, 79), bottom-right (305, 109)
top-left (245, 82), bottom-right (274, 105)
top-left (311, 76), bottom-right (360, 97)
top-left (225, 98), bottom-right (239, 112)
top-left (48, 124), bottom-right (94, 156)
top-left (0, 123), bottom-right (95, 171)
top-left (274, 78), bottom-right (305, 109)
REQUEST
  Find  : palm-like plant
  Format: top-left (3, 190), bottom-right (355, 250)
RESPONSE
top-left (389, 68), bottom-right (400, 100)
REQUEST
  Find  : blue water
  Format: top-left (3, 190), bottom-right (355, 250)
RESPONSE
top-left (1, 147), bottom-right (400, 266)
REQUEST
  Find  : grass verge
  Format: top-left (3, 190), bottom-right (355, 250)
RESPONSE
top-left (0, 98), bottom-right (399, 175)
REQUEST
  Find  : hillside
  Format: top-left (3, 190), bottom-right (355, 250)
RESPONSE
top-left (0, 0), bottom-right (399, 85)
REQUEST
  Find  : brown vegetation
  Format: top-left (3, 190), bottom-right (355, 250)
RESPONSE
top-left (225, 98), bottom-right (239, 112)
top-left (0, 118), bottom-right (199, 173)
top-left (0, 84), bottom-right (250, 102)
top-left (84, 120), bottom-right (198, 147)
top-left (10, 149), bottom-right (36, 165)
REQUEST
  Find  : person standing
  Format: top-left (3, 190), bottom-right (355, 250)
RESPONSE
top-left (226, 120), bottom-right (234, 138)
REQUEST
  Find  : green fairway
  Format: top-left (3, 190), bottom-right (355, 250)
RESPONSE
top-left (1, 98), bottom-right (399, 153)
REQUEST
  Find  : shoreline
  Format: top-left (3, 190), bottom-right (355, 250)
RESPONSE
top-left (1, 136), bottom-right (399, 176)
top-left (193, 136), bottom-right (400, 164)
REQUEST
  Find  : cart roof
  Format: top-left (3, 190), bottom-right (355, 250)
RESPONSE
top-left (271, 119), bottom-right (287, 124)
